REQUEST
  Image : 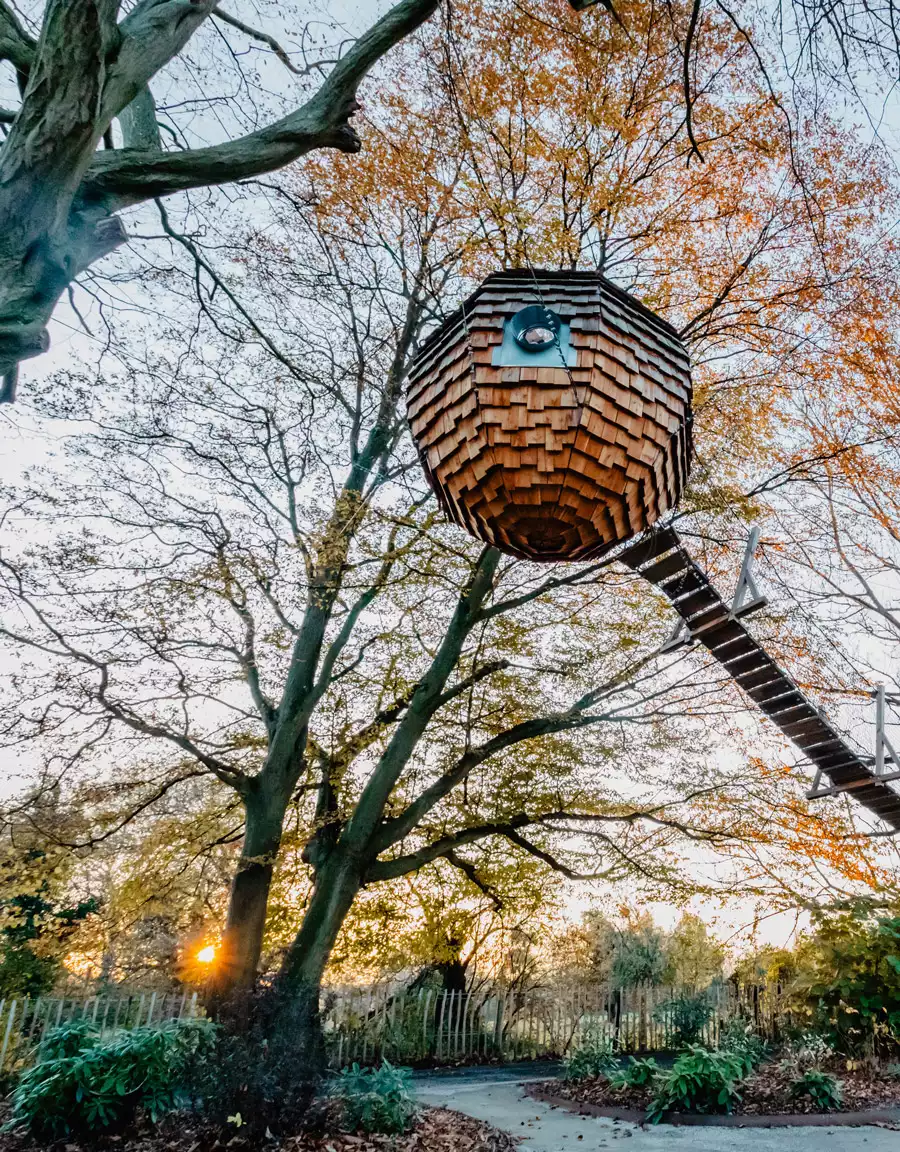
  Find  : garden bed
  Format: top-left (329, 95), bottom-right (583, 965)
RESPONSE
top-left (0, 1105), bottom-right (519, 1152)
top-left (529, 1064), bottom-right (900, 1125)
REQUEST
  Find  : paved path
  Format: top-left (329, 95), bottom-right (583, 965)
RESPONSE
top-left (416, 1075), bottom-right (900, 1151)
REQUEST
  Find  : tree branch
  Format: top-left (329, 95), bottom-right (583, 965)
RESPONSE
top-left (365, 815), bottom-right (624, 883)
top-left (213, 6), bottom-right (305, 74)
top-left (432, 659), bottom-right (510, 710)
top-left (99, 0), bottom-right (218, 128)
top-left (445, 850), bottom-right (504, 911)
top-left (365, 818), bottom-right (533, 881)
top-left (118, 85), bottom-right (161, 151)
top-left (83, 0), bottom-right (440, 209)
top-left (0, 1), bottom-right (35, 77)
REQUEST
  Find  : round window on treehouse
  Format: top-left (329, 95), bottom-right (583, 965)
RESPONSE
top-left (511, 305), bottom-right (562, 352)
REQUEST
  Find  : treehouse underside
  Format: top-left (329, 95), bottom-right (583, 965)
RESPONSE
top-left (407, 270), bottom-right (693, 561)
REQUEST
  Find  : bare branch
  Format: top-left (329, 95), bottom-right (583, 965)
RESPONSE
top-left (84, 0), bottom-right (440, 209)
top-left (213, 6), bottom-right (306, 75)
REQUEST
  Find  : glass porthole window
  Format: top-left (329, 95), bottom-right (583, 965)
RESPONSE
top-left (511, 305), bottom-right (562, 353)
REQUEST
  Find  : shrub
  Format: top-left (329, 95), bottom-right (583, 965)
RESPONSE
top-left (647, 1045), bottom-right (744, 1123)
top-left (563, 1032), bottom-right (619, 1081)
top-left (610, 1056), bottom-right (660, 1089)
top-left (6, 1017), bottom-right (216, 1140)
top-left (336, 1060), bottom-right (416, 1135)
top-left (798, 910), bottom-right (900, 1059)
top-left (780, 1031), bottom-right (835, 1073)
top-left (790, 1068), bottom-right (843, 1111)
top-left (653, 991), bottom-right (713, 1048)
top-left (719, 1019), bottom-right (767, 1075)
top-left (186, 985), bottom-right (321, 1137)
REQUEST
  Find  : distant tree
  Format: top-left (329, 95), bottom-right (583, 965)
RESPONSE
top-left (0, 812), bottom-right (98, 996)
top-left (796, 905), bottom-right (900, 1058)
top-left (664, 913), bottom-right (725, 987)
top-left (568, 909), bottom-right (668, 989)
top-left (328, 855), bottom-right (558, 993)
top-left (731, 946), bottom-right (798, 987)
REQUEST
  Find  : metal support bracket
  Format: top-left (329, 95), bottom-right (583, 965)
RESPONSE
top-left (730, 526), bottom-right (768, 619)
top-left (807, 686), bottom-right (900, 798)
top-left (660, 617), bottom-right (694, 654)
top-left (874, 684), bottom-right (900, 781)
top-left (806, 770), bottom-right (873, 799)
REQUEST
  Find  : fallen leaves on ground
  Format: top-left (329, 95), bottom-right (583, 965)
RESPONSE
top-left (0, 1107), bottom-right (519, 1152)
top-left (280, 1108), bottom-right (519, 1151)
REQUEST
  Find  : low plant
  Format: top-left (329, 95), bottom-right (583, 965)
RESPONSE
top-left (789, 1068), bottom-right (843, 1112)
top-left (647, 1045), bottom-right (744, 1123)
top-left (780, 1030), bottom-right (835, 1075)
top-left (6, 1017), bottom-right (216, 1139)
top-left (719, 1019), bottom-right (767, 1075)
top-left (610, 1056), bottom-right (660, 1090)
top-left (562, 1032), bottom-right (619, 1081)
top-left (653, 992), bottom-right (713, 1048)
top-left (336, 1060), bottom-right (416, 1135)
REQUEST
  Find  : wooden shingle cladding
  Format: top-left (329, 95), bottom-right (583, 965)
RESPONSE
top-left (407, 269), bottom-right (693, 561)
top-left (619, 527), bottom-right (900, 832)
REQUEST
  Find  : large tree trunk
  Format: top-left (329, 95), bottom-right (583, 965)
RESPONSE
top-left (437, 956), bottom-right (467, 995)
top-left (211, 786), bottom-right (287, 996)
top-left (277, 848), bottom-right (364, 1059)
top-left (281, 848), bottom-right (363, 989)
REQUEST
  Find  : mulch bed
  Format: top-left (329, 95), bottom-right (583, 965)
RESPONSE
top-left (529, 1064), bottom-right (900, 1127)
top-left (523, 1059), bottom-right (898, 1124)
top-left (0, 1107), bottom-right (519, 1152)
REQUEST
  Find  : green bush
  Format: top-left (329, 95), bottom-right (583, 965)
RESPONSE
top-left (563, 1033), bottom-right (619, 1081)
top-left (790, 1068), bottom-right (843, 1111)
top-left (6, 1017), bottom-right (216, 1139)
top-left (610, 1056), bottom-right (660, 1089)
top-left (647, 1045), bottom-right (744, 1123)
top-left (653, 991), bottom-right (713, 1048)
top-left (719, 1019), bottom-right (767, 1075)
top-left (336, 1060), bottom-right (416, 1135)
top-left (185, 986), bottom-right (321, 1137)
top-left (799, 909), bottom-right (900, 1059)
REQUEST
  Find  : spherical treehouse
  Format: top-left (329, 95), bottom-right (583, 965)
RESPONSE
top-left (406, 270), bottom-right (693, 562)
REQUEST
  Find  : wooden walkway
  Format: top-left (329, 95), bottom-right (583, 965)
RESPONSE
top-left (619, 527), bottom-right (900, 831)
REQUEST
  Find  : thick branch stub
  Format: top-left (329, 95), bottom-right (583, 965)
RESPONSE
top-left (0, 212), bottom-right (127, 379)
top-left (0, 1), bottom-right (36, 78)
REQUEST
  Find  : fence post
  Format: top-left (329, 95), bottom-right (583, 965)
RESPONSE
top-left (0, 1000), bottom-right (17, 1074)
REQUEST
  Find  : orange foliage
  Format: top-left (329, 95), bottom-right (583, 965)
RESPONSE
top-left (288, 0), bottom-right (900, 899)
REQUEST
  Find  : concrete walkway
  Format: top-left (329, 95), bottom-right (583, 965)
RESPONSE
top-left (416, 1076), bottom-right (900, 1151)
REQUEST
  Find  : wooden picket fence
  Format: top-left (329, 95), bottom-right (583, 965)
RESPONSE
top-left (322, 980), bottom-right (790, 1068)
top-left (0, 991), bottom-right (199, 1078)
top-left (0, 980), bottom-right (790, 1077)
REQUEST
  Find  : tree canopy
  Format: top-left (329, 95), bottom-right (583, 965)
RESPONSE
top-left (1, 0), bottom-right (900, 1041)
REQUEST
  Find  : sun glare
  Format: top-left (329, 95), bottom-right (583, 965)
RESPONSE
top-left (197, 945), bottom-right (216, 964)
